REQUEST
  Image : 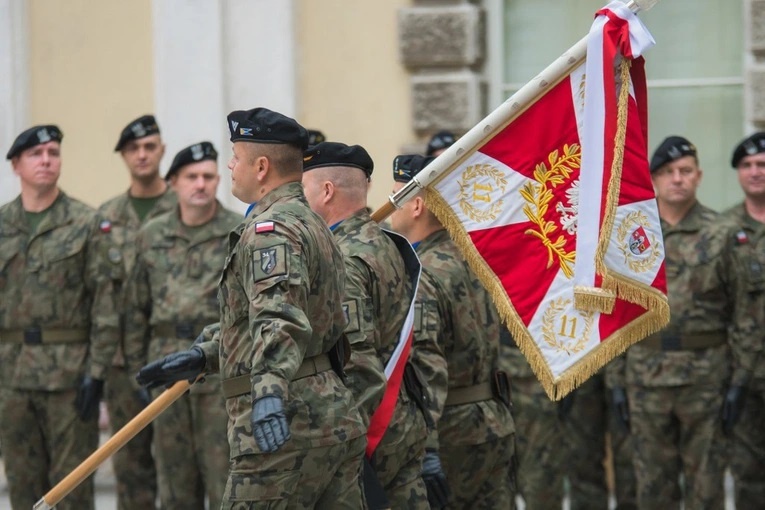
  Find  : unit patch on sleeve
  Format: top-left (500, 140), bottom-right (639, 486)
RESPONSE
top-left (342, 299), bottom-right (361, 333)
top-left (252, 244), bottom-right (287, 282)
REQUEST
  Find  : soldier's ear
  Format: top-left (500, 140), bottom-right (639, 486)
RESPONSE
top-left (322, 180), bottom-right (335, 204)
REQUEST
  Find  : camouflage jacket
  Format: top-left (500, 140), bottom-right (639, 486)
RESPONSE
top-left (607, 202), bottom-right (760, 388)
top-left (332, 210), bottom-right (427, 452)
top-left (0, 192), bottom-right (122, 389)
top-left (98, 187), bottom-right (177, 365)
top-left (196, 182), bottom-right (365, 455)
top-left (412, 229), bottom-right (513, 448)
top-left (123, 202), bottom-right (240, 393)
top-left (720, 202), bottom-right (765, 381)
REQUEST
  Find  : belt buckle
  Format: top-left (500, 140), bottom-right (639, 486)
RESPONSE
top-left (175, 323), bottom-right (195, 340)
top-left (24, 326), bottom-right (43, 345)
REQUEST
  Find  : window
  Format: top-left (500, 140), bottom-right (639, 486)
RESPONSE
top-left (487, 0), bottom-right (745, 210)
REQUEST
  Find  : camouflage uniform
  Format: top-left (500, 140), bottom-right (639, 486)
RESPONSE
top-left (98, 188), bottom-right (176, 509)
top-left (719, 202), bottom-right (765, 506)
top-left (566, 370), bottom-right (636, 510)
top-left (124, 202), bottom-right (240, 510)
top-left (195, 182), bottom-right (367, 509)
top-left (0, 192), bottom-right (122, 510)
top-left (503, 339), bottom-right (567, 510)
top-left (332, 209), bottom-right (429, 509)
top-left (608, 202), bottom-right (760, 509)
top-left (413, 229), bottom-right (516, 509)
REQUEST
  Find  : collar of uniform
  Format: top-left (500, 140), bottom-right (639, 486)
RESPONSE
top-left (662, 201), bottom-right (714, 234)
top-left (119, 186), bottom-right (178, 226)
top-left (412, 228), bottom-right (449, 253)
top-left (161, 200), bottom-right (236, 243)
top-left (329, 208), bottom-right (372, 239)
top-left (246, 181), bottom-right (304, 220)
top-left (7, 190), bottom-right (69, 234)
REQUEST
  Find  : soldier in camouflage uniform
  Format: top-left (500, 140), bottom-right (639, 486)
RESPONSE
top-left (0, 125), bottom-right (122, 509)
top-left (302, 141), bottom-right (430, 509)
top-left (390, 154), bottom-right (516, 509)
top-left (124, 142), bottom-right (239, 509)
top-left (99, 114), bottom-right (175, 509)
top-left (501, 332), bottom-right (568, 510)
top-left (607, 136), bottom-right (761, 508)
top-left (136, 108), bottom-right (367, 509)
top-left (565, 369), bottom-right (637, 510)
top-left (720, 132), bottom-right (765, 507)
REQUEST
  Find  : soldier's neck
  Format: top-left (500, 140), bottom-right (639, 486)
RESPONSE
top-left (20, 185), bottom-right (59, 213)
top-left (658, 199), bottom-right (695, 227)
top-left (180, 201), bottom-right (217, 227)
top-left (129, 177), bottom-right (167, 198)
top-left (744, 196), bottom-right (765, 225)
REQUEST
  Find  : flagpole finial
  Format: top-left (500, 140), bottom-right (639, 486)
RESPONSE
top-left (629, 0), bottom-right (659, 12)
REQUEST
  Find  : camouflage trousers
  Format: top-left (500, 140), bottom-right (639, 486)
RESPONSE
top-left (369, 403), bottom-right (429, 509)
top-left (567, 372), bottom-right (636, 510)
top-left (511, 376), bottom-right (567, 509)
top-left (730, 376), bottom-right (765, 507)
top-left (105, 365), bottom-right (157, 510)
top-left (628, 382), bottom-right (727, 509)
top-left (152, 386), bottom-right (229, 509)
top-left (221, 435), bottom-right (366, 509)
top-left (440, 433), bottom-right (516, 509)
top-left (0, 388), bottom-right (98, 510)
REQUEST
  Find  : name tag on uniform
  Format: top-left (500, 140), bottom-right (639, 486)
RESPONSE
top-left (252, 244), bottom-right (287, 282)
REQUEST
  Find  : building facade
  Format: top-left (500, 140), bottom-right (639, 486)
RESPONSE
top-left (0, 0), bottom-right (758, 212)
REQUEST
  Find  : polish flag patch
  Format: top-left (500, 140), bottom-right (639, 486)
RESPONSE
top-left (255, 221), bottom-right (275, 233)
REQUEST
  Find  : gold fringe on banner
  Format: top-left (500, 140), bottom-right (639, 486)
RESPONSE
top-left (573, 285), bottom-right (616, 313)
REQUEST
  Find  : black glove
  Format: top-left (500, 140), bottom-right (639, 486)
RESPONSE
top-left (611, 386), bottom-right (630, 432)
top-left (722, 385), bottom-right (746, 436)
top-left (136, 347), bottom-right (205, 390)
top-left (135, 387), bottom-right (152, 407)
top-left (422, 449), bottom-right (450, 509)
top-left (557, 392), bottom-right (575, 421)
top-left (75, 375), bottom-right (104, 422)
top-left (251, 396), bottom-right (291, 453)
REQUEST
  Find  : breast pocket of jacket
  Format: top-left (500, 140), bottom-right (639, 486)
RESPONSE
top-left (45, 234), bottom-right (88, 288)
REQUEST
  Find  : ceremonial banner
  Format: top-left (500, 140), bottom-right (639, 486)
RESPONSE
top-left (422, 2), bottom-right (668, 399)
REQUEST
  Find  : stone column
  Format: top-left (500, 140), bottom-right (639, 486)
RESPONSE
top-left (0, 0), bottom-right (28, 205)
top-left (747, 0), bottom-right (765, 127)
top-left (397, 1), bottom-right (485, 150)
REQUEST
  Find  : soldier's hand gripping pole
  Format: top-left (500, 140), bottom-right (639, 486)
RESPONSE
top-left (33, 377), bottom-right (200, 510)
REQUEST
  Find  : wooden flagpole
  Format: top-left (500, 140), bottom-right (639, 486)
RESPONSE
top-left (372, 0), bottom-right (658, 224)
top-left (33, 380), bottom-right (194, 510)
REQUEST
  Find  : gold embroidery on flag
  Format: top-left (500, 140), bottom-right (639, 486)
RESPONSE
top-left (457, 164), bottom-right (508, 222)
top-left (541, 297), bottom-right (593, 355)
top-left (616, 211), bottom-right (660, 273)
top-left (520, 144), bottom-right (581, 278)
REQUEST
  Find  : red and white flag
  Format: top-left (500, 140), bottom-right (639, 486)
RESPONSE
top-left (365, 229), bottom-right (421, 456)
top-left (423, 2), bottom-right (668, 399)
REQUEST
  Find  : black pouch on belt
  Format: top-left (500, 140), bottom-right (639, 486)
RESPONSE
top-left (491, 370), bottom-right (512, 409)
top-left (403, 362), bottom-right (435, 429)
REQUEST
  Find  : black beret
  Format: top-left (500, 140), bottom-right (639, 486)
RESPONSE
top-left (393, 154), bottom-right (435, 182)
top-left (426, 130), bottom-right (456, 156)
top-left (303, 142), bottom-right (374, 178)
top-left (649, 136), bottom-right (697, 173)
top-left (114, 115), bottom-right (160, 152)
top-left (165, 141), bottom-right (218, 180)
top-left (307, 129), bottom-right (326, 148)
top-left (6, 125), bottom-right (63, 160)
top-left (731, 132), bottom-right (765, 168)
top-left (227, 108), bottom-right (308, 149)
